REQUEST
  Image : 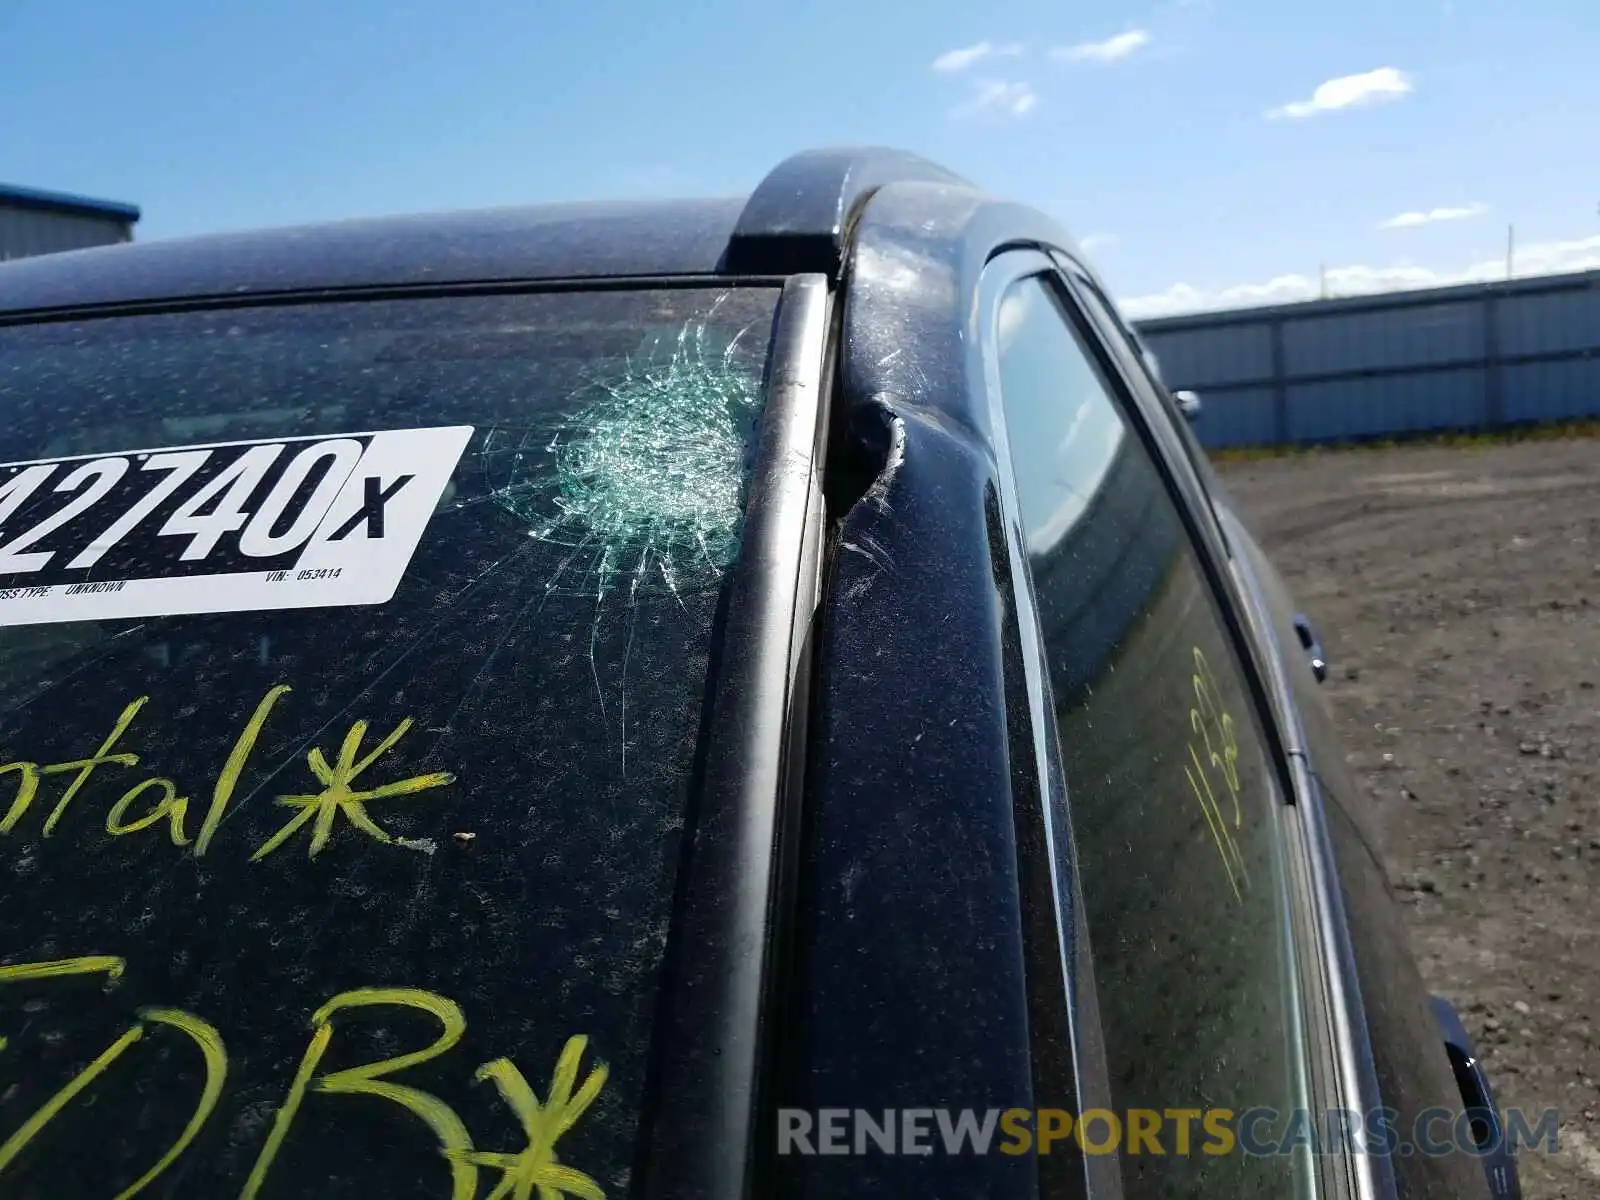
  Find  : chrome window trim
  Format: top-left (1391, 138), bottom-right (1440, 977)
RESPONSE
top-left (1055, 254), bottom-right (1376, 1200)
top-left (1224, 530), bottom-right (1385, 1200)
top-left (977, 248), bottom-right (1122, 1199)
top-left (640, 272), bottom-right (831, 1200)
top-left (979, 253), bottom-right (1368, 1199)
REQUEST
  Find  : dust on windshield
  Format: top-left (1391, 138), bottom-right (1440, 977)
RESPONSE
top-left (0, 284), bottom-right (778, 1198)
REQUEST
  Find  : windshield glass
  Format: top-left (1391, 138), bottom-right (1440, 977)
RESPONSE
top-left (0, 285), bottom-right (778, 1198)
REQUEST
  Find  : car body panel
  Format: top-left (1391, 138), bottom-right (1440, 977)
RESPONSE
top-left (0, 198), bottom-right (751, 315)
top-left (0, 148), bottom-right (1517, 1200)
top-left (782, 187), bottom-right (1059, 1200)
top-left (1219, 491), bottom-right (1497, 1200)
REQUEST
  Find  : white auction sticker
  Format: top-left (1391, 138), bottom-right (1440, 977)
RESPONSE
top-left (0, 425), bottom-right (474, 627)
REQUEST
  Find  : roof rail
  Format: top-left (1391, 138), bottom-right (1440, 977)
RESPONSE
top-left (722, 147), bottom-right (970, 276)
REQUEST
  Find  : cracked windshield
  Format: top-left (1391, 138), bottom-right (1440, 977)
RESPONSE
top-left (0, 285), bottom-right (778, 1198)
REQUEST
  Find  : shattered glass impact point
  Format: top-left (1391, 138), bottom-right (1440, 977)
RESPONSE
top-left (476, 301), bottom-right (770, 770)
top-left (487, 308), bottom-right (765, 602)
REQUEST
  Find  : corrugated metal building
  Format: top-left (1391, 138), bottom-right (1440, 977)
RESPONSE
top-left (0, 183), bottom-right (140, 262)
top-left (1134, 268), bottom-right (1600, 448)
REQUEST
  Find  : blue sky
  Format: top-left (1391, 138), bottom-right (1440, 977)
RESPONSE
top-left (5, 0), bottom-right (1597, 315)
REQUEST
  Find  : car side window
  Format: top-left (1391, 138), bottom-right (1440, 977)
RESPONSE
top-left (1060, 264), bottom-right (1166, 393)
top-left (1063, 267), bottom-right (1229, 509)
top-left (992, 274), bottom-right (1310, 1198)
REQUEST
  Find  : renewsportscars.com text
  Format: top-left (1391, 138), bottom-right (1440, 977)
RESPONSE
top-left (776, 1106), bottom-right (1558, 1158)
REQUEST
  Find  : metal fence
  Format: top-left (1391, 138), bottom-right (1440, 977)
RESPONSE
top-left (1133, 268), bottom-right (1600, 448)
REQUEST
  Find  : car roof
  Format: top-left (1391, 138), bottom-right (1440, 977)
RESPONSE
top-left (0, 148), bottom-right (978, 317)
top-left (0, 198), bottom-right (750, 314)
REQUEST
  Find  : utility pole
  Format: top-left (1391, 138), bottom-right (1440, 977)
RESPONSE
top-left (1506, 224), bottom-right (1515, 280)
top-left (1319, 263), bottom-right (1328, 299)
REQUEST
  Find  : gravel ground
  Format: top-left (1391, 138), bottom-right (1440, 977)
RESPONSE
top-left (1218, 435), bottom-right (1600, 1200)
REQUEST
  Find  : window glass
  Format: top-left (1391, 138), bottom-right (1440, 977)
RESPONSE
top-left (994, 275), bottom-right (1308, 1198)
top-left (0, 286), bottom-right (778, 1197)
top-left (1079, 275), bottom-right (1159, 381)
top-left (1067, 272), bottom-right (1228, 505)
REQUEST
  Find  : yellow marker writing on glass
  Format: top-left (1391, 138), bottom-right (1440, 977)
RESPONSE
top-left (196, 684), bottom-right (291, 857)
top-left (450, 1035), bottom-right (610, 1200)
top-left (241, 987), bottom-right (478, 1200)
top-left (1184, 646), bottom-right (1249, 900)
top-left (251, 719), bottom-right (454, 861)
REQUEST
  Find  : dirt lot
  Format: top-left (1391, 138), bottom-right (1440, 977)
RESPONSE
top-left (1217, 436), bottom-right (1600, 1198)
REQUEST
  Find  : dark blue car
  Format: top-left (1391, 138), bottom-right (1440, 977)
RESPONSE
top-left (0, 148), bottom-right (1518, 1199)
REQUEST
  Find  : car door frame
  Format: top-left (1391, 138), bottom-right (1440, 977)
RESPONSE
top-left (975, 245), bottom-right (1380, 1200)
top-left (1046, 259), bottom-right (1381, 1200)
top-left (1059, 256), bottom-right (1501, 1200)
top-left (974, 246), bottom-right (1126, 1200)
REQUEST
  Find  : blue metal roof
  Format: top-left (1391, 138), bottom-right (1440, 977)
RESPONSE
top-left (0, 197), bottom-right (752, 314)
top-left (0, 182), bottom-right (141, 225)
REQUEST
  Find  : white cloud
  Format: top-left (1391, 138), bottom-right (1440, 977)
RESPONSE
top-left (1266, 67), bottom-right (1413, 120)
top-left (1118, 233), bottom-right (1600, 319)
top-left (1052, 28), bottom-right (1151, 63)
top-left (1380, 202), bottom-right (1490, 229)
top-left (1079, 232), bottom-right (1120, 253)
top-left (951, 80), bottom-right (1039, 119)
top-left (932, 40), bottom-right (1023, 73)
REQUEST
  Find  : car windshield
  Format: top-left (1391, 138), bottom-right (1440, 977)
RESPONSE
top-left (0, 285), bottom-right (779, 1198)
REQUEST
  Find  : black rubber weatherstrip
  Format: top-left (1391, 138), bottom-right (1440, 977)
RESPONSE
top-left (638, 272), bottom-right (831, 1200)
